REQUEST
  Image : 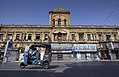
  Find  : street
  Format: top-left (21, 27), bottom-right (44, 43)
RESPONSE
top-left (0, 61), bottom-right (119, 77)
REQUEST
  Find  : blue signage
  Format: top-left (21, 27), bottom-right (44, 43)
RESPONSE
top-left (72, 44), bottom-right (97, 51)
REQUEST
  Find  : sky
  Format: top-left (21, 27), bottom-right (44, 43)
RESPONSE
top-left (0, 0), bottom-right (119, 25)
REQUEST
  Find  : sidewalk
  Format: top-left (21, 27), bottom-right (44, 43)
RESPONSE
top-left (2, 59), bottom-right (119, 63)
top-left (52, 59), bottom-right (119, 63)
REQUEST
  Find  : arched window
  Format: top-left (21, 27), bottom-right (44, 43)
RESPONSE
top-left (52, 19), bottom-right (55, 25)
top-left (58, 19), bottom-right (61, 26)
top-left (64, 19), bottom-right (67, 25)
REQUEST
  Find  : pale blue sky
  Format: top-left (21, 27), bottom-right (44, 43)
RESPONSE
top-left (0, 0), bottom-right (119, 25)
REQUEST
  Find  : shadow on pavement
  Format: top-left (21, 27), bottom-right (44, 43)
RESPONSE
top-left (25, 65), bottom-right (59, 69)
top-left (1, 62), bottom-right (119, 77)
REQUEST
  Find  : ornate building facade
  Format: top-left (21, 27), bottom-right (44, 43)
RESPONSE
top-left (0, 8), bottom-right (119, 61)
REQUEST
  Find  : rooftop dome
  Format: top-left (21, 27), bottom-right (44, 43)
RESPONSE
top-left (49, 7), bottom-right (70, 13)
top-left (54, 8), bottom-right (65, 12)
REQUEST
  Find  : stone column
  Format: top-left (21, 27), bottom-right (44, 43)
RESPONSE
top-left (68, 33), bottom-right (71, 41)
top-left (32, 33), bottom-right (35, 42)
top-left (117, 31), bottom-right (119, 40)
top-left (76, 32), bottom-right (79, 41)
top-left (110, 33), bottom-right (114, 41)
top-left (4, 31), bottom-right (8, 41)
top-left (49, 28), bottom-right (53, 42)
top-left (95, 33), bottom-right (98, 41)
top-left (22, 32), bottom-right (24, 41)
top-left (51, 33), bottom-right (53, 42)
top-left (90, 33), bottom-right (93, 41)
top-left (42, 33), bottom-right (44, 42)
top-left (84, 33), bottom-right (87, 41)
top-left (26, 33), bottom-right (28, 41)
top-left (19, 33), bottom-right (22, 40)
top-left (61, 20), bottom-right (63, 25)
top-left (102, 33), bottom-right (105, 41)
top-left (13, 32), bottom-right (16, 42)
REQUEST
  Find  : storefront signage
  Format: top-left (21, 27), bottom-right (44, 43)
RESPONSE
top-left (72, 44), bottom-right (97, 52)
top-left (51, 44), bottom-right (72, 51)
top-left (52, 51), bottom-right (72, 53)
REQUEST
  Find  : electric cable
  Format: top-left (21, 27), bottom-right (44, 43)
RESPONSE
top-left (102, 4), bottom-right (119, 25)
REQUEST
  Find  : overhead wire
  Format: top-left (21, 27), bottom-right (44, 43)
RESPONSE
top-left (102, 4), bottom-right (119, 25)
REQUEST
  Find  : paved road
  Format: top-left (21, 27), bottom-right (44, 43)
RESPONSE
top-left (0, 61), bottom-right (119, 77)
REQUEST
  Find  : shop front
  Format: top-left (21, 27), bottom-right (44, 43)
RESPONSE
top-left (72, 44), bottom-right (99, 60)
top-left (98, 42), bottom-right (119, 60)
top-left (112, 42), bottom-right (119, 60)
top-left (51, 44), bottom-right (73, 61)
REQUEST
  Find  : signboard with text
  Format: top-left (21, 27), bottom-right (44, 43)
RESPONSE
top-left (72, 44), bottom-right (97, 52)
top-left (51, 44), bottom-right (72, 51)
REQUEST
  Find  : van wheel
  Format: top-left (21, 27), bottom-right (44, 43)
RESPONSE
top-left (43, 63), bottom-right (49, 69)
top-left (20, 62), bottom-right (25, 69)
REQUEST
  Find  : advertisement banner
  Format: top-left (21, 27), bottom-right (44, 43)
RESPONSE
top-left (72, 44), bottom-right (97, 52)
top-left (51, 44), bottom-right (72, 51)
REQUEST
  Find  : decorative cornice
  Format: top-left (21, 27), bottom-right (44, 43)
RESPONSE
top-left (0, 24), bottom-right (119, 29)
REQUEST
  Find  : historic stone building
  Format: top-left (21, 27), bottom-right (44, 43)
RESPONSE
top-left (0, 8), bottom-right (119, 61)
